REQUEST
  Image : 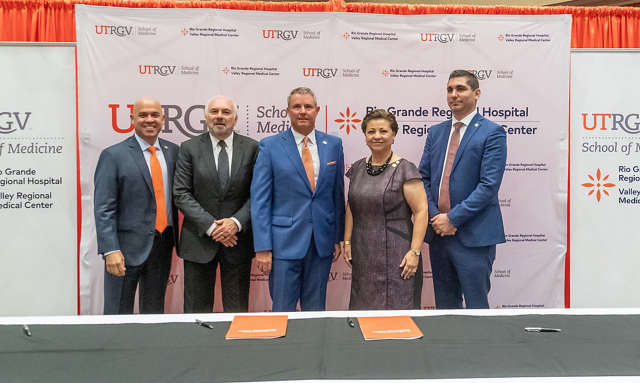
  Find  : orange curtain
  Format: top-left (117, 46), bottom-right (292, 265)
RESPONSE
top-left (0, 0), bottom-right (339, 42)
top-left (1, 0), bottom-right (639, 47)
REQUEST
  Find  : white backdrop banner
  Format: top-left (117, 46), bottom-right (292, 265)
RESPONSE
top-left (570, 50), bottom-right (640, 308)
top-left (0, 43), bottom-right (77, 316)
top-left (76, 6), bottom-right (570, 314)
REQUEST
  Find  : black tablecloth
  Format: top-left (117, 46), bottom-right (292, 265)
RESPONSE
top-left (2, 314), bottom-right (640, 382)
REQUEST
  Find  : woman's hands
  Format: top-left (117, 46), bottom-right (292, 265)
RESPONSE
top-left (399, 251), bottom-right (419, 279)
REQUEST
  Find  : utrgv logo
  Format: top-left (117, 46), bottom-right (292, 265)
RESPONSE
top-left (420, 33), bottom-right (455, 43)
top-left (0, 112), bottom-right (31, 134)
top-left (582, 113), bottom-right (640, 134)
top-left (139, 65), bottom-right (177, 76)
top-left (108, 104), bottom-right (134, 133)
top-left (262, 30), bottom-right (299, 40)
top-left (468, 70), bottom-right (492, 80)
top-left (303, 68), bottom-right (338, 78)
top-left (109, 103), bottom-right (207, 138)
top-left (94, 25), bottom-right (133, 36)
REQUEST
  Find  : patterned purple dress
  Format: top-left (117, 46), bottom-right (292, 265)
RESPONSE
top-left (346, 158), bottom-right (423, 310)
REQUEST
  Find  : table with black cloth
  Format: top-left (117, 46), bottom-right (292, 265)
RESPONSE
top-left (2, 309), bottom-right (640, 382)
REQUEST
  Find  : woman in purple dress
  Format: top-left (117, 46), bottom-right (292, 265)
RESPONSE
top-left (344, 109), bottom-right (429, 310)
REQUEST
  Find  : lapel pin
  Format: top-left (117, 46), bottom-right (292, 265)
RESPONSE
top-left (323, 140), bottom-right (327, 145)
top-left (475, 123), bottom-right (478, 127)
top-left (164, 145), bottom-right (168, 149)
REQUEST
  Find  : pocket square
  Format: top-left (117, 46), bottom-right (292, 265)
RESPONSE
top-left (327, 161), bottom-right (336, 165)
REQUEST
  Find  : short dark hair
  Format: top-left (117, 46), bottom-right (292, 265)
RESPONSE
top-left (361, 109), bottom-right (398, 135)
top-left (449, 69), bottom-right (479, 90)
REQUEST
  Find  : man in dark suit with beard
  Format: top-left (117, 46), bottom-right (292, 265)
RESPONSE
top-left (173, 95), bottom-right (258, 313)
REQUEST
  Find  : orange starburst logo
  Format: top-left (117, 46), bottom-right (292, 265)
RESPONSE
top-left (343, 32), bottom-right (351, 39)
top-left (498, 34), bottom-right (504, 41)
top-left (382, 70), bottom-right (390, 77)
top-left (181, 28), bottom-right (189, 36)
top-left (222, 67), bottom-right (230, 75)
top-left (582, 168), bottom-right (615, 202)
top-left (335, 107), bottom-right (362, 135)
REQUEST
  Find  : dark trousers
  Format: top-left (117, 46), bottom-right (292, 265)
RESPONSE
top-left (269, 236), bottom-right (333, 312)
top-left (183, 253), bottom-right (252, 313)
top-left (103, 227), bottom-right (174, 315)
top-left (429, 234), bottom-right (496, 309)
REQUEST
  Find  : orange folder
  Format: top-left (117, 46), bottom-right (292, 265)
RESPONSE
top-left (225, 315), bottom-right (288, 340)
top-left (357, 316), bottom-right (423, 340)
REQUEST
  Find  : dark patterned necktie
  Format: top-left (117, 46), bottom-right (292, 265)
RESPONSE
top-left (218, 140), bottom-right (229, 190)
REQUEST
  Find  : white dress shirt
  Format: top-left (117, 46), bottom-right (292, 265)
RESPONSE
top-left (438, 110), bottom-right (477, 196)
top-left (206, 132), bottom-right (242, 235)
top-left (134, 133), bottom-right (173, 225)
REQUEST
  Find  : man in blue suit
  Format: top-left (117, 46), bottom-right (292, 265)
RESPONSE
top-left (251, 87), bottom-right (345, 312)
top-left (419, 70), bottom-right (507, 309)
top-left (94, 97), bottom-right (179, 315)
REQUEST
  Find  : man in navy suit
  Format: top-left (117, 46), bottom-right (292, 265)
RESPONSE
top-left (419, 70), bottom-right (507, 309)
top-left (94, 97), bottom-right (179, 315)
top-left (251, 87), bottom-right (345, 312)
top-left (173, 96), bottom-right (258, 313)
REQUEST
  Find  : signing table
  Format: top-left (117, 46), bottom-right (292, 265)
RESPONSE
top-left (2, 309), bottom-right (640, 382)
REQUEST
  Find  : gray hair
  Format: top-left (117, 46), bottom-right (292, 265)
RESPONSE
top-left (204, 95), bottom-right (238, 118)
top-left (287, 87), bottom-right (317, 107)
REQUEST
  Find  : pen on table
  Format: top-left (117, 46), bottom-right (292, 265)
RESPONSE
top-left (196, 319), bottom-right (214, 329)
top-left (346, 317), bottom-right (355, 328)
top-left (22, 325), bottom-right (32, 337)
top-left (525, 327), bottom-right (561, 332)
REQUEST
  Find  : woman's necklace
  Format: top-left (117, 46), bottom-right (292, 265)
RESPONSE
top-left (366, 151), bottom-right (393, 176)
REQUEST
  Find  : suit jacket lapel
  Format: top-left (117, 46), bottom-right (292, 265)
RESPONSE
top-left (432, 122), bottom-right (452, 188)
top-left (128, 135), bottom-right (154, 195)
top-left (198, 132), bottom-right (223, 195)
top-left (282, 129), bottom-right (313, 192)
top-left (230, 134), bottom-right (245, 183)
top-left (452, 114), bottom-right (483, 172)
top-left (315, 130), bottom-right (327, 191)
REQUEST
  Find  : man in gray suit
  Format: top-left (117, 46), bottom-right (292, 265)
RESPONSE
top-left (94, 97), bottom-right (179, 315)
top-left (173, 96), bottom-right (258, 313)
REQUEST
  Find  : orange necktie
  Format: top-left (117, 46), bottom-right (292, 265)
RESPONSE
top-left (438, 121), bottom-right (464, 213)
top-left (302, 136), bottom-right (315, 191)
top-left (147, 146), bottom-right (167, 233)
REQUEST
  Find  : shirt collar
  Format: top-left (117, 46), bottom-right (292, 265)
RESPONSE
top-left (453, 110), bottom-right (477, 129)
top-left (209, 131), bottom-right (234, 149)
top-left (291, 128), bottom-right (316, 146)
top-left (134, 133), bottom-right (159, 151)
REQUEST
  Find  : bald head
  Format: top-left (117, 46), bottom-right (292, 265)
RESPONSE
top-left (131, 97), bottom-right (165, 145)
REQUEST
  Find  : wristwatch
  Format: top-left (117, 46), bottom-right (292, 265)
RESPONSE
top-left (411, 249), bottom-right (421, 256)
